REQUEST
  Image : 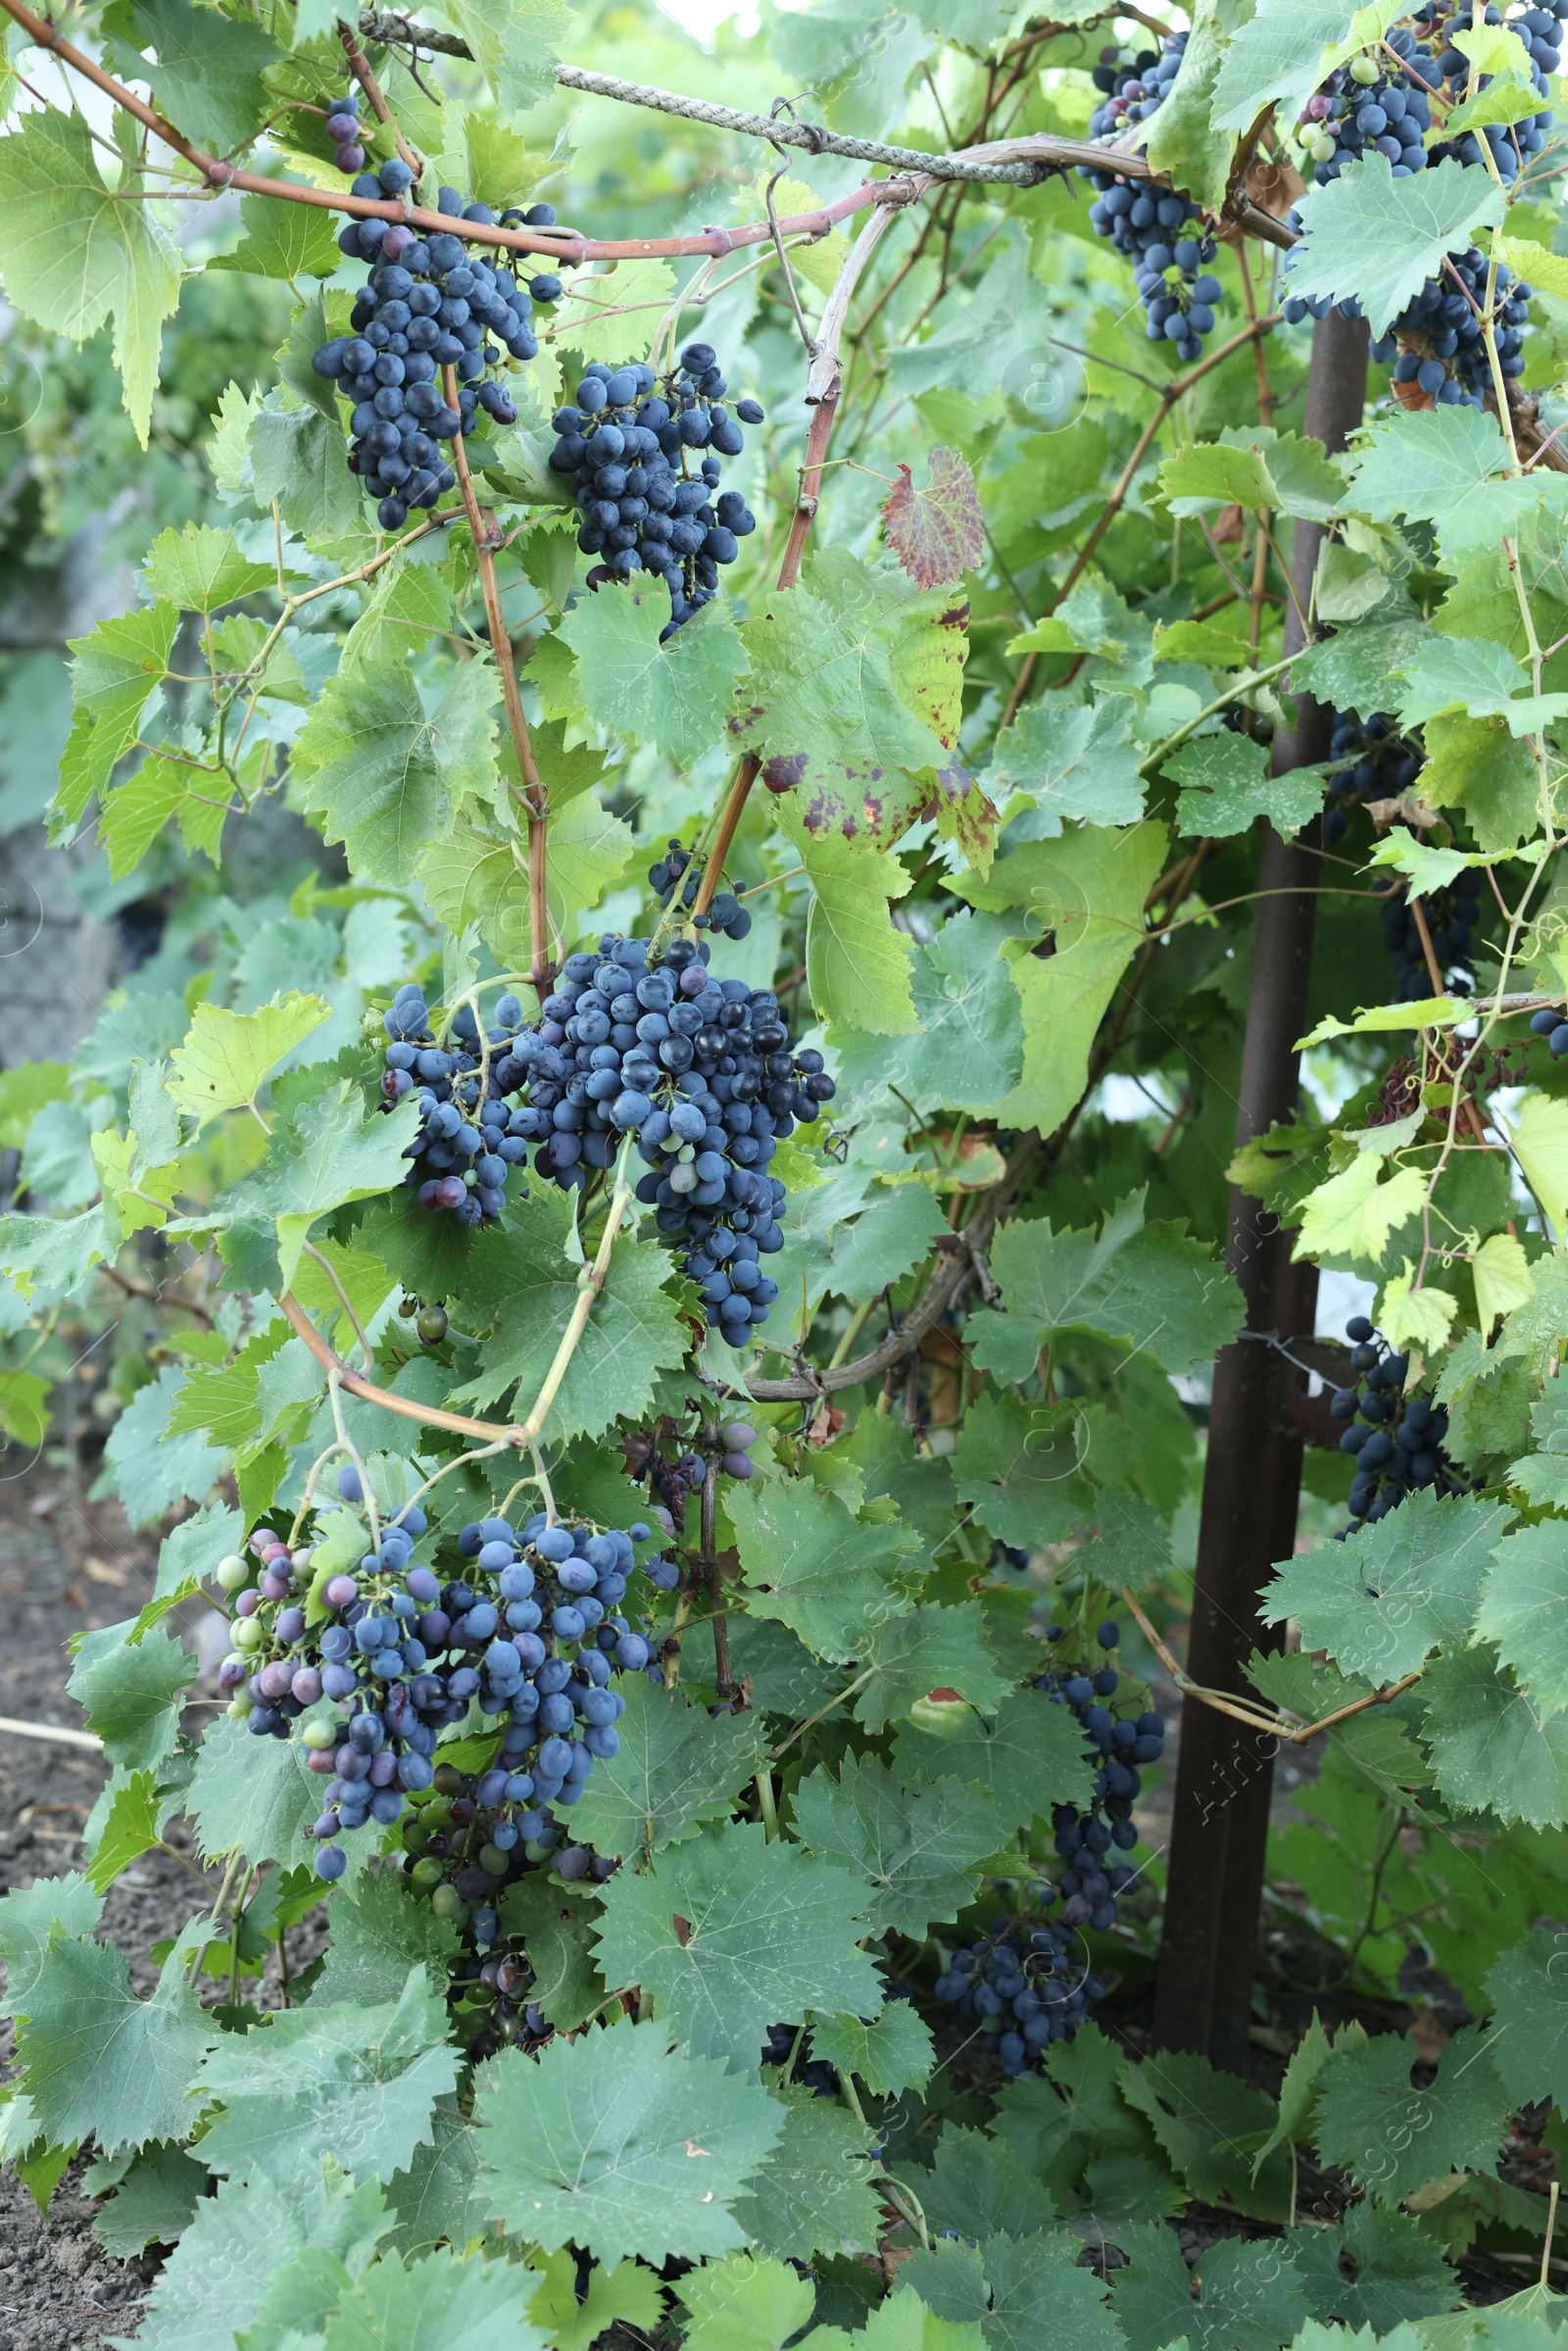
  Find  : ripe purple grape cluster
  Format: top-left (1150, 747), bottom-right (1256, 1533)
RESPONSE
top-left (931, 1619), bottom-right (1162, 2076)
top-left (1331, 1316), bottom-right (1464, 1524)
top-left (488, 931), bottom-right (833, 1344)
top-left (218, 1474), bottom-right (664, 1897)
top-left (1323, 710), bottom-right (1423, 844)
top-left (1081, 32), bottom-right (1227, 365)
top-left (381, 983), bottom-right (532, 1226)
top-left (649, 840), bottom-right (753, 941)
top-left (312, 149), bottom-right (563, 531)
top-left (548, 344), bottom-right (762, 635)
top-left (1375, 867), bottom-right (1483, 1002)
top-left (1281, 7), bottom-right (1558, 404)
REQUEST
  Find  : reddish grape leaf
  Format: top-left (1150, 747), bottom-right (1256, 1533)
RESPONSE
top-left (881, 448), bottom-right (985, 588)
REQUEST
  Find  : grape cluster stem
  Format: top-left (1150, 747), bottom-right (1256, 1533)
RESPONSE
top-left (442, 364), bottom-right (552, 986)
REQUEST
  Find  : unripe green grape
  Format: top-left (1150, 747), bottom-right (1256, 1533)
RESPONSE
top-left (232, 1616), bottom-right (266, 1651)
top-left (300, 1715), bottom-right (336, 1749)
top-left (216, 1554), bottom-right (249, 1591)
top-left (227, 1691), bottom-right (252, 1718)
top-left (432, 1885), bottom-right (467, 1922)
top-left (1350, 53), bottom-right (1380, 82)
top-left (412, 1855), bottom-right (444, 1888)
top-left (479, 1843), bottom-right (509, 1877)
top-left (416, 1305), bottom-right (448, 1344)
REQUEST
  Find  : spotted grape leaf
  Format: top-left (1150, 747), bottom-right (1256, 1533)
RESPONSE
top-left (594, 1821), bottom-right (880, 2068)
top-left (881, 448), bottom-right (985, 589)
top-left (473, 2016), bottom-right (784, 2265)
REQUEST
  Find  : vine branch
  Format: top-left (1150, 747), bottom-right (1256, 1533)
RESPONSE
top-left (1117, 1585), bottom-right (1424, 1746)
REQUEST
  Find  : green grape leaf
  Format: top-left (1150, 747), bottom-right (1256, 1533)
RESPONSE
top-left (1345, 402), bottom-right (1556, 557)
top-left (564, 1673), bottom-right (767, 1862)
top-left (954, 820), bottom-right (1167, 1140)
top-left (452, 1214), bottom-right (687, 1442)
top-left (0, 1875), bottom-right (103, 2017)
top-left (102, 0), bottom-right (279, 153)
top-left (1167, 731), bottom-right (1329, 840)
top-left (124, 2159), bottom-right (390, 2351)
top-left (728, 2082), bottom-right (882, 2265)
top-left (1485, 1926), bottom-right (1568, 2111)
top-left (561, 590), bottom-right (748, 763)
top-left (383, 2112), bottom-right (492, 2261)
top-left (982, 700), bottom-right (1146, 837)
top-left (0, 109), bottom-right (180, 444)
top-left (543, 787), bottom-right (638, 935)
top-left (67, 1621), bottom-right (192, 1770)
top-left (1422, 1644), bottom-right (1568, 1827)
top-left (1278, 153), bottom-right (1507, 337)
top-left (951, 1394), bottom-right (1096, 1551)
top-left (141, 523), bottom-right (274, 613)
top-left (1475, 1520), bottom-right (1568, 1720)
top-left (16, 1932), bottom-right (217, 2158)
top-left (776, 801), bottom-right (919, 1036)
top-left (248, 398), bottom-right (366, 537)
top-left (827, 908), bottom-right (1024, 1115)
top-left (472, 2014), bottom-right (784, 2265)
top-left (211, 190), bottom-right (345, 281)
top-left (676, 2250), bottom-right (815, 2351)
top-left (252, 2242), bottom-right (547, 2351)
top-left (437, 0), bottom-right (571, 112)
top-left (922, 2227), bottom-right (1125, 2351)
top-left (810, 2000), bottom-right (935, 2096)
top-left (893, 1687), bottom-right (1097, 1833)
top-left (900, 2123), bottom-right (1054, 2243)
top-left (1313, 2024), bottom-right (1511, 2203)
top-left (1211, 0), bottom-right (1403, 131)
top-left (98, 752), bottom-right (231, 881)
top-left (195, 1967), bottom-right (461, 2183)
top-left (884, 237), bottom-right (1058, 405)
top-left (729, 1475), bottom-right (924, 1662)
top-left (90, 2140), bottom-right (209, 2260)
top-left (1293, 2205), bottom-right (1465, 2328)
top-left (1113, 2223), bottom-right (1309, 2351)
top-left (594, 1820), bottom-right (879, 2067)
top-left (494, 1877), bottom-right (604, 2030)
top-left (101, 1364), bottom-right (228, 1527)
top-left (309, 1867), bottom-right (463, 2008)
top-left (791, 1755), bottom-right (1001, 1936)
top-left (84, 1770), bottom-right (162, 1895)
top-left (293, 654), bottom-right (498, 887)
top-left (529, 2252), bottom-right (665, 2349)
top-left (200, 1081), bottom-right (421, 1289)
top-left (185, 1713), bottom-right (322, 1866)
top-left (1260, 1493), bottom-right (1510, 1681)
top-left (167, 993), bottom-right (330, 1127)
top-left (57, 599), bottom-right (179, 823)
top-left (1157, 427), bottom-right (1346, 523)
top-left (851, 1601), bottom-right (1014, 1731)
top-left (1118, 2049), bottom-right (1292, 2220)
top-left (967, 1191), bottom-right (1242, 1382)
top-left (1143, 2), bottom-right (1233, 208)
top-left (824, 1182), bottom-right (951, 1302)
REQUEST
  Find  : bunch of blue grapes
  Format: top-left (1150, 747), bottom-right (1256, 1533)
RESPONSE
top-left (216, 1476), bottom-right (664, 1902)
top-left (1323, 711), bottom-right (1423, 844)
top-left (1081, 32), bottom-right (1226, 366)
top-left (1530, 1004), bottom-right (1568, 1057)
top-left (312, 153), bottom-right (562, 531)
top-left (381, 982), bottom-right (532, 1226)
top-left (1331, 1317), bottom-right (1464, 1524)
top-left (492, 931), bottom-right (834, 1345)
top-left (548, 344), bottom-right (762, 635)
top-left (649, 840), bottom-right (753, 941)
top-left (1282, 6), bottom-right (1558, 404)
top-left (931, 1620), bottom-right (1163, 2077)
top-left (1376, 867), bottom-right (1483, 1000)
